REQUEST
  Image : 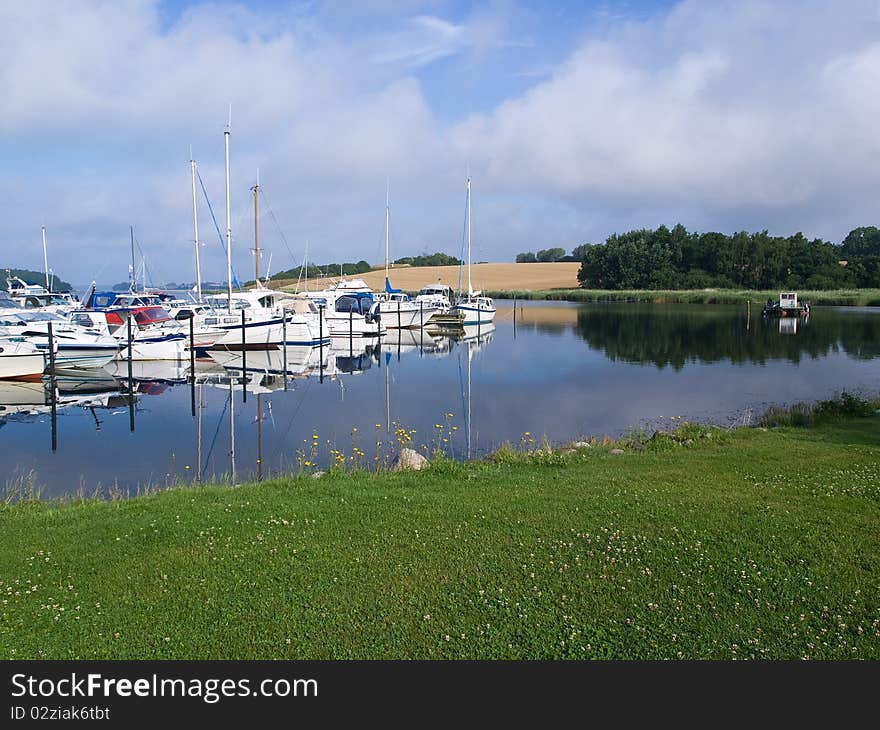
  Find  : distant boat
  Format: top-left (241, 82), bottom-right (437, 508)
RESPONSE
top-left (762, 292), bottom-right (810, 318)
top-left (451, 177), bottom-right (496, 326)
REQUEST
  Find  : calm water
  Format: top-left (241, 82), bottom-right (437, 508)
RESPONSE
top-left (2, 301), bottom-right (879, 498)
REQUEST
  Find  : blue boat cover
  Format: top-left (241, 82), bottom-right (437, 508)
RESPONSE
top-left (385, 277), bottom-right (402, 294)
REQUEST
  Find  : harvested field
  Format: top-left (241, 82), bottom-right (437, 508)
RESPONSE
top-left (274, 262), bottom-right (581, 293)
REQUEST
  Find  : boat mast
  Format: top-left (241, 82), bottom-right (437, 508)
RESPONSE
top-left (385, 180), bottom-right (390, 284)
top-left (129, 226), bottom-right (136, 293)
top-left (41, 226), bottom-right (50, 291)
top-left (252, 169), bottom-right (260, 285)
top-left (190, 155), bottom-right (203, 302)
top-left (466, 176), bottom-right (472, 297)
top-left (224, 110), bottom-right (233, 313)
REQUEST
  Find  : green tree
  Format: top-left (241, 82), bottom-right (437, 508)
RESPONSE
top-left (516, 252), bottom-right (537, 263)
top-left (536, 247), bottom-right (566, 262)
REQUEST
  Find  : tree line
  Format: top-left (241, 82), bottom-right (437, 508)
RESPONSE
top-left (575, 225), bottom-right (880, 290)
top-left (516, 248), bottom-right (578, 263)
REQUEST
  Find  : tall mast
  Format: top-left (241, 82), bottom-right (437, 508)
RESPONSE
top-left (384, 180), bottom-right (390, 282)
top-left (190, 156), bottom-right (202, 302)
top-left (41, 226), bottom-right (50, 291)
top-left (252, 170), bottom-right (260, 284)
top-left (466, 176), bottom-right (472, 297)
top-left (129, 226), bottom-right (136, 293)
top-left (224, 110), bottom-right (232, 312)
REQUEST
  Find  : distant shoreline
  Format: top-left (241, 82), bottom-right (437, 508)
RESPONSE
top-left (480, 288), bottom-right (880, 306)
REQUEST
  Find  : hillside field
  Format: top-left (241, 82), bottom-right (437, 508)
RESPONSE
top-left (274, 262), bottom-right (581, 293)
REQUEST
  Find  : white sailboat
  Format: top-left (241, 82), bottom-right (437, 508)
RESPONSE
top-left (207, 121), bottom-right (323, 350)
top-left (376, 186), bottom-right (438, 328)
top-left (451, 177), bottom-right (496, 325)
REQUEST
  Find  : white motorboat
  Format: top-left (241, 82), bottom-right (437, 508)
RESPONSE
top-left (0, 337), bottom-right (47, 380)
top-left (0, 311), bottom-right (119, 369)
top-left (70, 307), bottom-right (187, 361)
top-left (415, 283), bottom-right (454, 314)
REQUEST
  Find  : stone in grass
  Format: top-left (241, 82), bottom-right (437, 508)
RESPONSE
top-left (572, 441), bottom-right (592, 449)
top-left (610, 448), bottom-right (625, 455)
top-left (391, 448), bottom-right (430, 472)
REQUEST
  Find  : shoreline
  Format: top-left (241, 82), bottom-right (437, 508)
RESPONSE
top-left (479, 288), bottom-right (880, 306)
top-left (4, 393), bottom-right (878, 505)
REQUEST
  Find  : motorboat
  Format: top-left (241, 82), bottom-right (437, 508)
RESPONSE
top-left (0, 337), bottom-right (47, 380)
top-left (0, 310), bottom-right (119, 369)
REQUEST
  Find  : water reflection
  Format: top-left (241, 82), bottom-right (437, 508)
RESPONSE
top-left (2, 303), bottom-right (878, 497)
top-left (507, 303), bottom-right (880, 368)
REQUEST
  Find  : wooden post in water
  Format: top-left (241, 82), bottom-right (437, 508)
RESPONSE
top-left (189, 316), bottom-right (196, 417)
top-left (282, 315), bottom-right (288, 391)
top-left (349, 308), bottom-right (353, 356)
top-left (127, 313), bottom-right (135, 433)
top-left (397, 298), bottom-right (401, 330)
top-left (47, 321), bottom-right (57, 452)
top-left (318, 304), bottom-right (325, 384)
top-left (513, 293), bottom-right (517, 339)
top-left (241, 310), bottom-right (247, 404)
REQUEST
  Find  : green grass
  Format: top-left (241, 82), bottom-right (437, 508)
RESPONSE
top-left (1, 417), bottom-right (879, 660)
top-left (484, 288), bottom-right (880, 306)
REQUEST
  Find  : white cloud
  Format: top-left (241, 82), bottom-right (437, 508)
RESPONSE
top-left (2, 1), bottom-right (880, 283)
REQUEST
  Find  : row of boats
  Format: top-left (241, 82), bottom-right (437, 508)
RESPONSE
top-left (2, 119), bottom-right (496, 381)
top-left (0, 271), bottom-right (494, 381)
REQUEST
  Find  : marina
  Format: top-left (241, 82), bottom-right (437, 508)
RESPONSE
top-left (2, 300), bottom-right (878, 499)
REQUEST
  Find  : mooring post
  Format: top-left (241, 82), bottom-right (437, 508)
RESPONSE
top-left (282, 315), bottom-right (288, 391)
top-left (47, 321), bottom-right (57, 452)
top-left (513, 293), bottom-right (517, 339)
top-left (349, 308), bottom-right (353, 356)
top-left (397, 298), bottom-right (401, 330)
top-left (127, 313), bottom-right (135, 433)
top-left (189, 316), bottom-right (196, 417)
top-left (319, 304), bottom-right (325, 384)
top-left (241, 310), bottom-right (247, 404)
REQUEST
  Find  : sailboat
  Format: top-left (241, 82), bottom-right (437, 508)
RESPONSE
top-left (451, 177), bottom-right (496, 325)
top-left (376, 186), bottom-right (438, 328)
top-left (206, 117), bottom-right (323, 350)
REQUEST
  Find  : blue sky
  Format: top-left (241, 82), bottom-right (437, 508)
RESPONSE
top-left (1, 1), bottom-right (878, 286)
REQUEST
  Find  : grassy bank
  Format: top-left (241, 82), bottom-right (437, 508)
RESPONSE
top-left (1, 413), bottom-right (878, 660)
top-left (485, 288), bottom-right (880, 306)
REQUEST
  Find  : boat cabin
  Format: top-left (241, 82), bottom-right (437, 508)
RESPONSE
top-left (335, 292), bottom-right (376, 316)
top-left (779, 292), bottom-right (798, 309)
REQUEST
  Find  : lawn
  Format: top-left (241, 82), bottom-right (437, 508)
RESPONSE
top-left (1, 416), bottom-right (878, 659)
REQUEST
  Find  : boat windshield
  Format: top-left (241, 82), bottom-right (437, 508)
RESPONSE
top-left (336, 294), bottom-right (373, 315)
top-left (133, 307), bottom-right (172, 325)
top-left (0, 311), bottom-right (66, 323)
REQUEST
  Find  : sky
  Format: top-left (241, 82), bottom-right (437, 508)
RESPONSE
top-left (1, 0), bottom-right (879, 286)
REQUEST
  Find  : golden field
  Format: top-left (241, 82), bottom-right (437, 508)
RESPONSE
top-left (275, 262), bottom-right (581, 293)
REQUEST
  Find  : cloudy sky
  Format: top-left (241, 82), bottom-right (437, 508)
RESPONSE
top-left (1, 0), bottom-right (879, 286)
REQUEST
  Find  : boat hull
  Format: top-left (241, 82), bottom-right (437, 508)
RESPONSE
top-left (452, 304), bottom-right (496, 326)
top-left (0, 342), bottom-right (46, 380)
top-left (114, 334), bottom-right (187, 361)
top-left (377, 303), bottom-right (438, 329)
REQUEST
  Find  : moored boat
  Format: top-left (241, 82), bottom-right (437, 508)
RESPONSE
top-left (0, 337), bottom-right (47, 380)
top-left (762, 292), bottom-right (810, 318)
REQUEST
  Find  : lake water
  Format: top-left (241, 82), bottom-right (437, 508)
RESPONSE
top-left (2, 301), bottom-right (879, 498)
